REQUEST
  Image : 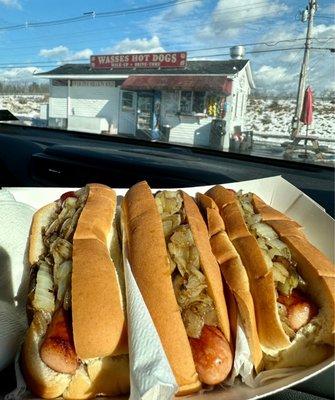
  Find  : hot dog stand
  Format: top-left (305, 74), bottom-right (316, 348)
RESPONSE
top-left (36, 49), bottom-right (255, 150)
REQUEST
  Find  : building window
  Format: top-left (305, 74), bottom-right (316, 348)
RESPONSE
top-left (206, 94), bottom-right (223, 117)
top-left (193, 91), bottom-right (206, 113)
top-left (122, 91), bottom-right (135, 111)
top-left (180, 91), bottom-right (192, 114)
top-left (179, 91), bottom-right (206, 114)
top-left (163, 91), bottom-right (179, 114)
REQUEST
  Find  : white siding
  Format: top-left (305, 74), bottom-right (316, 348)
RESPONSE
top-left (67, 115), bottom-right (109, 134)
top-left (224, 67), bottom-right (251, 143)
top-left (160, 90), bottom-right (179, 127)
top-left (49, 85), bottom-right (67, 118)
top-left (69, 83), bottom-right (120, 130)
top-left (235, 92), bottom-right (240, 118)
top-left (169, 116), bottom-right (212, 146)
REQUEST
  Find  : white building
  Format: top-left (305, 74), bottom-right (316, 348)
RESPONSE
top-left (37, 52), bottom-right (254, 150)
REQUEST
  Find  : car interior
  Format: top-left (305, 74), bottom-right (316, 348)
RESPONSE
top-left (1, 0), bottom-right (334, 396)
top-left (0, 123), bottom-right (334, 212)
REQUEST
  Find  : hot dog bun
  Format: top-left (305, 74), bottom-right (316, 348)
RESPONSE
top-left (183, 191), bottom-right (231, 345)
top-left (22, 183), bottom-right (129, 398)
top-left (206, 185), bottom-right (334, 368)
top-left (206, 185), bottom-right (290, 351)
top-left (122, 181), bottom-right (232, 394)
top-left (72, 184), bottom-right (127, 359)
top-left (122, 181), bottom-right (201, 395)
top-left (251, 194), bottom-right (335, 346)
top-left (196, 193), bottom-right (263, 372)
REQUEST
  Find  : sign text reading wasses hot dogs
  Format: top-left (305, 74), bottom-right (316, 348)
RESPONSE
top-left (90, 52), bottom-right (187, 69)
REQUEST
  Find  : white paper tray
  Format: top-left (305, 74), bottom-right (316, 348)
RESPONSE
top-left (3, 175), bottom-right (334, 400)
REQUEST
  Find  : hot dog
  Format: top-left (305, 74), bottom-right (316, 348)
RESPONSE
top-left (196, 192), bottom-right (263, 373)
top-left (122, 181), bottom-right (233, 395)
top-left (206, 185), bottom-right (334, 368)
top-left (22, 184), bottom-right (129, 399)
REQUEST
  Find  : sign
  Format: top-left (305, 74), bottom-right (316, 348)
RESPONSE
top-left (71, 80), bottom-right (115, 87)
top-left (52, 79), bottom-right (67, 86)
top-left (90, 52), bottom-right (187, 70)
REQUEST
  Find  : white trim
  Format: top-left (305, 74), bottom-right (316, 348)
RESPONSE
top-left (67, 79), bottom-right (71, 119)
top-left (245, 62), bottom-right (256, 89)
top-left (36, 73), bottom-right (236, 80)
top-left (37, 74), bottom-right (129, 80)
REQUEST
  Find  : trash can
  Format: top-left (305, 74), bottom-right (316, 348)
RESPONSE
top-left (209, 119), bottom-right (226, 149)
top-left (230, 130), bottom-right (253, 153)
top-left (240, 130), bottom-right (253, 152)
top-left (160, 125), bottom-right (171, 142)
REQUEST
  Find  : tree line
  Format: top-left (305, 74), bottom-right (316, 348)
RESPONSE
top-left (0, 82), bottom-right (49, 95)
top-left (251, 89), bottom-right (335, 101)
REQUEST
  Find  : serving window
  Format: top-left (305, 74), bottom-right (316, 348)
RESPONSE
top-left (121, 91), bottom-right (135, 111)
top-left (179, 91), bottom-right (206, 114)
top-left (180, 91), bottom-right (192, 114)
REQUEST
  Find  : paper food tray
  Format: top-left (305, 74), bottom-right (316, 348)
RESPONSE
top-left (2, 175), bottom-right (334, 400)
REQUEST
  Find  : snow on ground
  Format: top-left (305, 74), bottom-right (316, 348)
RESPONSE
top-left (1, 94), bottom-right (334, 151)
top-left (0, 94), bottom-right (47, 122)
top-left (246, 98), bottom-right (335, 149)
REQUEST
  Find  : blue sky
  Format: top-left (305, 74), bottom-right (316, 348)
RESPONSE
top-left (0, 0), bottom-right (334, 93)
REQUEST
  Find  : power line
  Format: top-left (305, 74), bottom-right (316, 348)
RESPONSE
top-left (0, 2), bottom-right (293, 55)
top-left (4, 35), bottom-right (328, 57)
top-left (1, 43), bottom-right (334, 68)
top-left (0, 60), bottom-right (84, 66)
top-left (0, 28), bottom-right (335, 54)
top-left (309, 53), bottom-right (325, 71)
top-left (146, 2), bottom-right (282, 26)
top-left (0, 4), bottom-right (290, 63)
top-left (189, 46), bottom-right (333, 58)
top-left (315, 15), bottom-right (334, 19)
top-left (0, 46), bottom-right (322, 68)
top-left (0, 0), bottom-right (277, 32)
top-left (0, 65), bottom-right (57, 70)
top-left (0, 2), bottom-right (274, 46)
top-left (176, 38), bottom-right (334, 53)
top-left (0, 46), bottom-right (310, 66)
top-left (285, 49), bottom-right (304, 75)
top-left (0, 0), bottom-right (292, 51)
top-left (0, 0), bottom-right (201, 31)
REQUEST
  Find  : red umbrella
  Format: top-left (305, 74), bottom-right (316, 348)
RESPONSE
top-left (300, 86), bottom-right (313, 125)
top-left (299, 86), bottom-right (314, 158)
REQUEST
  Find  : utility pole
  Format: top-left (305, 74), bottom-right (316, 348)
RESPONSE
top-left (291, 0), bottom-right (317, 139)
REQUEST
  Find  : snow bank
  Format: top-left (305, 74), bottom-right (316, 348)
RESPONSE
top-left (246, 98), bottom-right (335, 149)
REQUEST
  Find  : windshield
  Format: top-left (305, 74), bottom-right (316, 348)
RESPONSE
top-left (0, 0), bottom-right (334, 166)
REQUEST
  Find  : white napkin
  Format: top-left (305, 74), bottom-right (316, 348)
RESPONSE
top-left (0, 190), bottom-right (35, 372)
top-left (226, 316), bottom-right (306, 389)
top-left (0, 301), bottom-right (26, 372)
top-left (0, 189), bottom-right (15, 202)
top-left (123, 256), bottom-right (178, 400)
top-left (5, 349), bottom-right (29, 400)
top-left (226, 316), bottom-right (255, 387)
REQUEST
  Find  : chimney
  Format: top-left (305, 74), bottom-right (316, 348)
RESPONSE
top-left (230, 46), bottom-right (245, 60)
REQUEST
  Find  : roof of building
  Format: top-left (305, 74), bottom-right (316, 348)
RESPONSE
top-left (36, 59), bottom-right (249, 77)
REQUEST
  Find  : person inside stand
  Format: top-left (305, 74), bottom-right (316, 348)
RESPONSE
top-left (222, 99), bottom-right (229, 119)
top-left (151, 99), bottom-right (161, 141)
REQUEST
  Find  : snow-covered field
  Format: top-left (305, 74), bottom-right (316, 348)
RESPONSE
top-left (246, 98), bottom-right (335, 149)
top-left (1, 94), bottom-right (334, 151)
top-left (0, 94), bottom-right (48, 123)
